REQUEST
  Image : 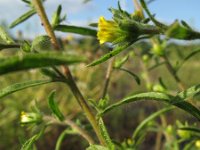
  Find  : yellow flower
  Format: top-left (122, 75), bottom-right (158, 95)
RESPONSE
top-left (20, 111), bottom-right (42, 125)
top-left (21, 111), bottom-right (30, 123)
top-left (97, 16), bottom-right (125, 44)
top-left (196, 140), bottom-right (200, 148)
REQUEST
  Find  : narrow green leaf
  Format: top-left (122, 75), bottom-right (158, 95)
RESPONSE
top-left (40, 68), bottom-right (58, 79)
top-left (0, 79), bottom-right (52, 100)
top-left (98, 118), bottom-right (115, 150)
top-left (100, 92), bottom-right (200, 120)
top-left (181, 20), bottom-right (192, 30)
top-left (86, 145), bottom-right (109, 150)
top-left (10, 9), bottom-right (36, 28)
top-left (21, 134), bottom-right (38, 150)
top-left (51, 5), bottom-right (62, 27)
top-left (0, 52), bottom-right (86, 75)
top-left (158, 77), bottom-right (167, 90)
top-left (132, 107), bottom-right (173, 141)
top-left (55, 129), bottom-right (76, 150)
top-left (176, 49), bottom-right (200, 73)
top-left (100, 92), bottom-right (171, 114)
top-left (0, 43), bottom-right (20, 51)
top-left (89, 23), bottom-right (98, 27)
top-left (114, 55), bottom-right (129, 68)
top-left (183, 140), bottom-right (196, 150)
top-left (21, 127), bottom-right (45, 150)
top-left (51, 5), bottom-right (66, 28)
top-left (0, 26), bottom-right (15, 44)
top-left (148, 61), bottom-right (165, 71)
top-left (48, 91), bottom-right (64, 121)
top-left (116, 68), bottom-right (140, 85)
top-left (176, 84), bottom-right (200, 100)
top-left (139, 0), bottom-right (168, 29)
top-left (178, 127), bottom-right (200, 134)
top-left (175, 101), bottom-right (200, 121)
top-left (87, 42), bottom-right (133, 67)
top-left (20, 41), bottom-right (31, 52)
top-left (55, 25), bottom-right (97, 37)
top-left (21, 0), bottom-right (31, 5)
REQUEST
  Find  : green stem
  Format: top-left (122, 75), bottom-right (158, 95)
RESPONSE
top-left (102, 58), bottom-right (114, 99)
top-left (32, 0), bottom-right (106, 146)
top-left (64, 76), bottom-right (107, 146)
top-left (0, 44), bottom-right (20, 51)
top-left (140, 58), bottom-right (169, 149)
top-left (55, 129), bottom-right (68, 150)
top-left (162, 55), bottom-right (185, 91)
top-left (44, 116), bottom-right (95, 145)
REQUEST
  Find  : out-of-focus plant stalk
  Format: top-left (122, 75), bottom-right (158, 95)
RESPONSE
top-left (133, 0), bottom-right (144, 18)
top-left (140, 57), bottom-right (169, 150)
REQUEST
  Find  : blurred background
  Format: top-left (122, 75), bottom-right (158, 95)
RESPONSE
top-left (0, 0), bottom-right (200, 149)
top-left (0, 0), bottom-right (200, 39)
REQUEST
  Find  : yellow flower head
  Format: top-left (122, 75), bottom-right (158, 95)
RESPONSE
top-left (196, 140), bottom-right (200, 148)
top-left (97, 17), bottom-right (124, 44)
top-left (20, 111), bottom-right (30, 123)
top-left (20, 111), bottom-right (42, 125)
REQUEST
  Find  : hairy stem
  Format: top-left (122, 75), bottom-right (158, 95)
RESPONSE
top-left (32, 0), bottom-right (59, 50)
top-left (102, 58), bottom-right (114, 99)
top-left (32, 0), bottom-right (106, 145)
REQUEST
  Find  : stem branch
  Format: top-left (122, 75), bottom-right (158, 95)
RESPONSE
top-left (44, 116), bottom-right (95, 144)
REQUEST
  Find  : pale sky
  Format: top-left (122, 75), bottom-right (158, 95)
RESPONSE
top-left (0, 0), bottom-right (199, 38)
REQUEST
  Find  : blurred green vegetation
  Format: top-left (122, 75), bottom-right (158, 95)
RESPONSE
top-left (0, 36), bottom-right (200, 150)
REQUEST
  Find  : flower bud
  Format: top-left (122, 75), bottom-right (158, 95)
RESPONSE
top-left (142, 54), bottom-right (150, 63)
top-left (177, 130), bottom-right (191, 139)
top-left (20, 111), bottom-right (42, 125)
top-left (31, 35), bottom-right (53, 51)
top-left (151, 39), bottom-right (165, 56)
top-left (166, 125), bottom-right (174, 135)
top-left (152, 84), bottom-right (166, 92)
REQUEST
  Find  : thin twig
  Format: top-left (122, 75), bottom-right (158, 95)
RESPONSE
top-left (162, 55), bottom-right (185, 91)
top-left (44, 116), bottom-right (95, 144)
